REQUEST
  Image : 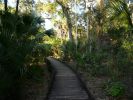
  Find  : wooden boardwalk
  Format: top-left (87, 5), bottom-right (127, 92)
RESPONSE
top-left (47, 57), bottom-right (90, 100)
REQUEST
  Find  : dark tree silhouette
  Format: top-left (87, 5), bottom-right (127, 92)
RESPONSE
top-left (4, 0), bottom-right (8, 11)
top-left (16, 0), bottom-right (19, 14)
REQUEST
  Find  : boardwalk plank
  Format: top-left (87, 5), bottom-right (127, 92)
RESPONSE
top-left (47, 57), bottom-right (90, 100)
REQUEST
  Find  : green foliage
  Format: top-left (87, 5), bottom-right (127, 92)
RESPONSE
top-left (75, 52), bottom-right (85, 65)
top-left (62, 41), bottom-right (76, 60)
top-left (43, 35), bottom-right (63, 58)
top-left (108, 27), bottom-right (125, 39)
top-left (122, 37), bottom-right (133, 59)
top-left (0, 11), bottom-right (51, 99)
top-left (105, 81), bottom-right (125, 97)
top-left (84, 51), bottom-right (111, 76)
top-left (26, 65), bottom-right (44, 82)
top-left (44, 29), bottom-right (55, 36)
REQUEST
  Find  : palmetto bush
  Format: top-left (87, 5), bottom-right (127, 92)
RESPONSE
top-left (0, 11), bottom-right (47, 99)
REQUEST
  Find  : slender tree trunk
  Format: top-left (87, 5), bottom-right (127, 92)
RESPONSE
top-left (67, 21), bottom-right (73, 41)
top-left (15, 0), bottom-right (19, 14)
top-left (75, 0), bottom-right (78, 53)
top-left (4, 0), bottom-right (8, 12)
top-left (96, 0), bottom-right (104, 9)
top-left (126, 7), bottom-right (133, 28)
top-left (32, 0), bottom-right (36, 14)
top-left (56, 0), bottom-right (73, 42)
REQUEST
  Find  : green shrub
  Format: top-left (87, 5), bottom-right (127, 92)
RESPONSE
top-left (26, 65), bottom-right (44, 82)
top-left (61, 41), bottom-right (76, 60)
top-left (105, 81), bottom-right (125, 97)
top-left (0, 11), bottom-right (50, 99)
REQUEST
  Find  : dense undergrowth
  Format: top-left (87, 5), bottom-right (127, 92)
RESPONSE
top-left (61, 30), bottom-right (133, 99)
top-left (59, 31), bottom-right (133, 99)
top-left (0, 11), bottom-right (53, 100)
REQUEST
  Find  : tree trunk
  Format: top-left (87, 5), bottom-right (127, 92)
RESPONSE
top-left (15, 0), bottom-right (19, 14)
top-left (4, 0), bottom-right (7, 12)
top-left (56, 0), bottom-right (73, 42)
top-left (67, 21), bottom-right (73, 41)
top-left (32, 0), bottom-right (36, 14)
top-left (96, 0), bottom-right (104, 9)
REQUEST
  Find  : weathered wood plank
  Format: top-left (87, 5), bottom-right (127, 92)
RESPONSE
top-left (47, 57), bottom-right (90, 100)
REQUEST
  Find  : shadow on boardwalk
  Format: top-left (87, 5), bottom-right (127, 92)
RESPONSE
top-left (47, 57), bottom-right (92, 100)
